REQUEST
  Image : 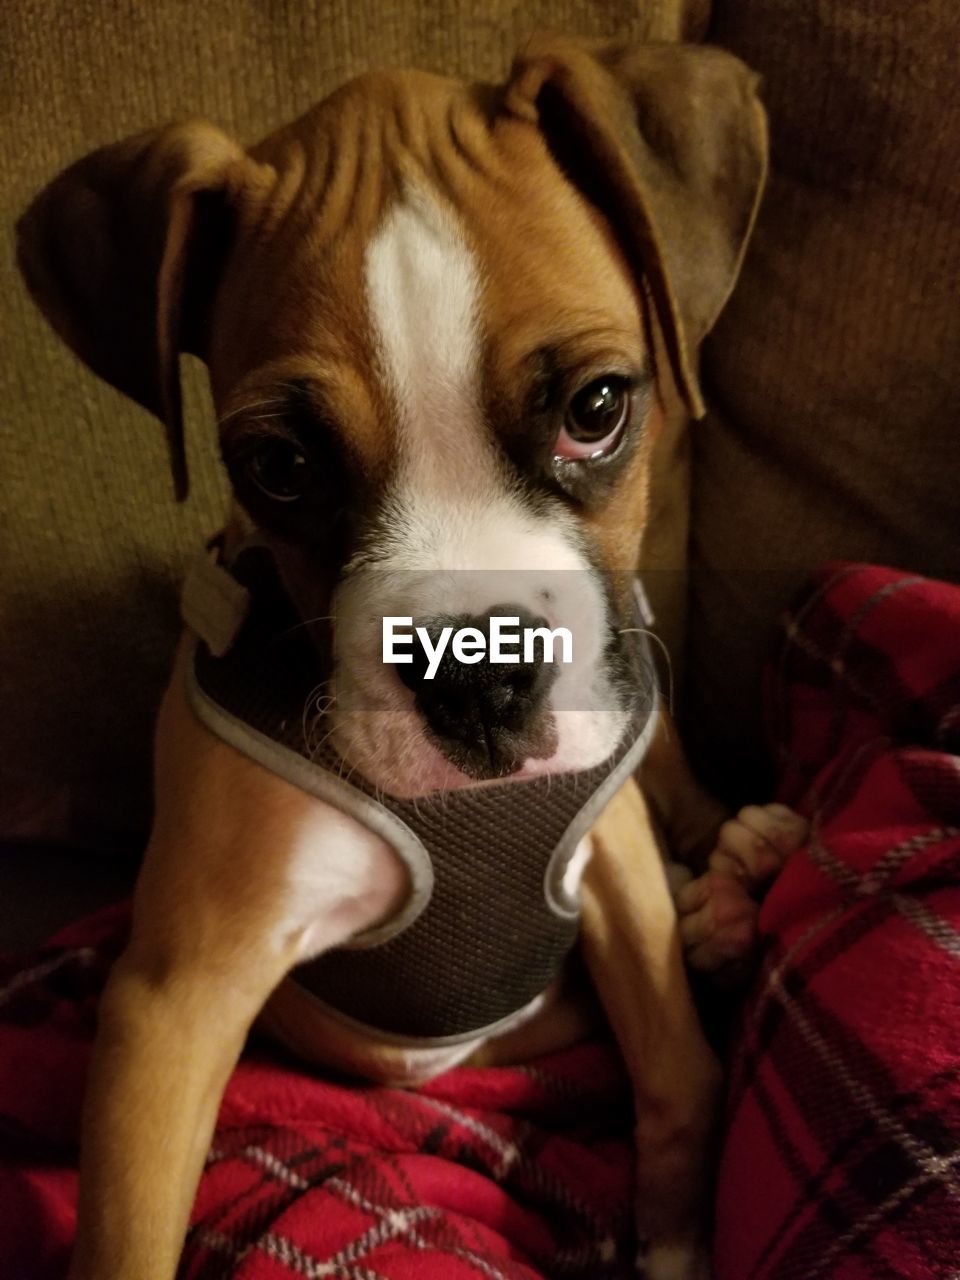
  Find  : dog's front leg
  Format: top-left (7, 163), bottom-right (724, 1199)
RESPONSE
top-left (69, 643), bottom-right (408, 1280)
top-left (69, 948), bottom-right (271, 1279)
top-left (580, 775), bottom-right (720, 1280)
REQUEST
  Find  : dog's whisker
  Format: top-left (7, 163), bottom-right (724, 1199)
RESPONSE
top-left (304, 710), bottom-right (337, 753)
top-left (216, 398), bottom-right (288, 427)
top-left (308, 711), bottom-right (343, 757)
top-left (618, 626), bottom-right (674, 714)
top-left (304, 721), bottom-right (326, 757)
top-left (242, 411), bottom-right (294, 424)
top-left (269, 380), bottom-right (318, 398)
top-left (281, 615), bottom-right (335, 637)
top-left (306, 724), bottom-right (340, 763)
top-left (300, 680), bottom-right (331, 744)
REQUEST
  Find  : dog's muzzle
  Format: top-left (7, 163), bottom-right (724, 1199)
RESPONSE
top-left (181, 541), bottom-right (657, 1046)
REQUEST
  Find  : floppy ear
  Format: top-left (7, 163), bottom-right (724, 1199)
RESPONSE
top-left (505, 36), bottom-right (768, 417)
top-left (16, 120), bottom-right (249, 499)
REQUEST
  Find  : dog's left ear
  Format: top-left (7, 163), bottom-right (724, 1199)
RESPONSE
top-left (505, 36), bottom-right (768, 417)
top-left (16, 120), bottom-right (255, 499)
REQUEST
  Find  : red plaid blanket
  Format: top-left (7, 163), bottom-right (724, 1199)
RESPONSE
top-left (715, 564), bottom-right (960, 1279)
top-left (1, 562), bottom-right (958, 1279)
top-left (0, 906), bottom-right (636, 1279)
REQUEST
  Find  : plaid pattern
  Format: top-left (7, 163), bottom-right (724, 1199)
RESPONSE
top-left (716, 564), bottom-right (960, 1280)
top-left (0, 908), bottom-right (637, 1279)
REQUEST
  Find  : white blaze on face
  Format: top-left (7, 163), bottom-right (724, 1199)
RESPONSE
top-left (327, 187), bottom-right (627, 795)
top-left (364, 189), bottom-right (485, 489)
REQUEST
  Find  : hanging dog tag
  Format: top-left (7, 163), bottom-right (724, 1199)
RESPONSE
top-left (181, 549), bottom-right (251, 657)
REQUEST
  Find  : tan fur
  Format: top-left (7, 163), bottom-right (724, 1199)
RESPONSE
top-left (16, 37), bottom-right (770, 1280)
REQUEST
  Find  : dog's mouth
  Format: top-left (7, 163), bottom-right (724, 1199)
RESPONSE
top-left (326, 699), bottom-right (628, 797)
top-left (423, 711), bottom-right (559, 782)
top-left (417, 698), bottom-right (560, 783)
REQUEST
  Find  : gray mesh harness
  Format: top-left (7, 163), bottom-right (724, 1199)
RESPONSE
top-left (183, 543), bottom-right (655, 1046)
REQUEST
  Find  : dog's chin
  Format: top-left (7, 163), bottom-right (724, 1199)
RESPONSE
top-left (327, 705), bottom-right (629, 799)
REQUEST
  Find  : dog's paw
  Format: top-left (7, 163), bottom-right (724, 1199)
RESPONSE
top-left (674, 870), bottom-right (759, 974)
top-left (673, 803), bottom-right (808, 977)
top-left (706, 802), bottom-right (809, 890)
top-left (641, 1241), bottom-right (711, 1280)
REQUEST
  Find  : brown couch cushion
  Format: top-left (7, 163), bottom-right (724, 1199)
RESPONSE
top-left (684, 0), bottom-right (960, 802)
top-left (1, 0), bottom-right (702, 848)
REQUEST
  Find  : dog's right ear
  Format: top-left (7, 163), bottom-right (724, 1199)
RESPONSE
top-left (16, 120), bottom-right (254, 500)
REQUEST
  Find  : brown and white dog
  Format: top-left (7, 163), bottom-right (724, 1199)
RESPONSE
top-left (17, 34), bottom-right (808, 1280)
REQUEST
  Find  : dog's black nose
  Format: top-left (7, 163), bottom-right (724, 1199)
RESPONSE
top-left (397, 604), bottom-right (558, 776)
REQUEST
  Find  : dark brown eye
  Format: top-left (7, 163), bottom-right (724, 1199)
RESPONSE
top-left (556, 376), bottom-right (631, 459)
top-left (246, 438), bottom-right (312, 501)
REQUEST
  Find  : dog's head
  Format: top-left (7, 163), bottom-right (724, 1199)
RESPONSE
top-left (17, 37), bottom-right (766, 796)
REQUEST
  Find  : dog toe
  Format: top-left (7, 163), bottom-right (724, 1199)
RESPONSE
top-left (707, 802), bottom-right (808, 890)
top-left (675, 871), bottom-right (759, 973)
top-left (739, 802), bottom-right (809, 854)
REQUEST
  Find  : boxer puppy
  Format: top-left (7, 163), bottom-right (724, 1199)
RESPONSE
top-left (17, 34), bottom-right (800, 1280)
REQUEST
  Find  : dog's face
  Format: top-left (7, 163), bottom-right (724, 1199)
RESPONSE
top-left (17, 39), bottom-right (767, 796)
top-left (210, 74), bottom-right (662, 793)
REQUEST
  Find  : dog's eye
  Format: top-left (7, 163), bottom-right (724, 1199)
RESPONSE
top-left (555, 376), bottom-right (631, 461)
top-left (246, 439), bottom-right (312, 502)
